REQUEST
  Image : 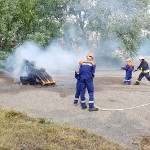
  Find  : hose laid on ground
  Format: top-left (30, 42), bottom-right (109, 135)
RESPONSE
top-left (95, 102), bottom-right (150, 111)
top-left (50, 67), bottom-right (150, 111)
top-left (96, 68), bottom-right (121, 71)
top-left (49, 67), bottom-right (74, 72)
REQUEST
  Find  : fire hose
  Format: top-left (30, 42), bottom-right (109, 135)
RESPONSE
top-left (95, 103), bottom-right (150, 111)
top-left (49, 67), bottom-right (74, 72)
top-left (49, 67), bottom-right (150, 111)
top-left (50, 67), bottom-right (121, 72)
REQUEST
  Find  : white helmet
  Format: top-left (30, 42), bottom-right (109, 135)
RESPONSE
top-left (139, 56), bottom-right (144, 60)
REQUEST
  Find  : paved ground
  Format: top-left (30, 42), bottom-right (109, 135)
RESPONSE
top-left (0, 70), bottom-right (150, 150)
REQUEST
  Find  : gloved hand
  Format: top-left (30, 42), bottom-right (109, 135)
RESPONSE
top-left (133, 69), bottom-right (138, 72)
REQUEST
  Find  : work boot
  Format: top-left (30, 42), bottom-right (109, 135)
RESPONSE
top-left (123, 81), bottom-right (131, 85)
top-left (123, 80), bottom-right (126, 85)
top-left (134, 81), bottom-right (139, 85)
top-left (126, 81), bottom-right (131, 85)
top-left (82, 105), bottom-right (87, 109)
top-left (73, 100), bottom-right (78, 106)
top-left (81, 103), bottom-right (87, 109)
top-left (89, 107), bottom-right (99, 111)
top-left (128, 81), bottom-right (131, 85)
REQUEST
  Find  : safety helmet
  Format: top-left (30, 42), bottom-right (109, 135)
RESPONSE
top-left (139, 56), bottom-right (144, 60)
top-left (126, 58), bottom-right (132, 62)
top-left (87, 53), bottom-right (94, 59)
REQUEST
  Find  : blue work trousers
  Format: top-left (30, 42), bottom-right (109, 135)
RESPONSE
top-left (138, 72), bottom-right (150, 81)
top-left (75, 80), bottom-right (80, 99)
top-left (125, 71), bottom-right (132, 81)
top-left (80, 78), bottom-right (94, 108)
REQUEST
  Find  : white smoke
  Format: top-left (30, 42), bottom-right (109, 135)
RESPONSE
top-left (5, 40), bottom-right (88, 79)
top-left (4, 0), bottom-right (149, 77)
top-left (138, 40), bottom-right (150, 56)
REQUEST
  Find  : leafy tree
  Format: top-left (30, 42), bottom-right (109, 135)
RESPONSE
top-left (0, 0), bottom-right (38, 51)
top-left (65, 0), bottom-right (150, 58)
top-left (1, 0), bottom-right (150, 60)
top-left (0, 0), bottom-right (68, 52)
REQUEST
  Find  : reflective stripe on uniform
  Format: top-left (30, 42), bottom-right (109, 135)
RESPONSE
top-left (89, 101), bottom-right (94, 103)
top-left (125, 80), bottom-right (131, 81)
top-left (82, 63), bottom-right (92, 66)
top-left (74, 98), bottom-right (79, 100)
top-left (81, 100), bottom-right (86, 103)
top-left (142, 70), bottom-right (150, 73)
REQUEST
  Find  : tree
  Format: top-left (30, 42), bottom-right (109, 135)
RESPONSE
top-left (64, 0), bottom-right (150, 58)
top-left (0, 0), bottom-right (68, 52)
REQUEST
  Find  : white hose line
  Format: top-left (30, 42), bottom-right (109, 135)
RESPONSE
top-left (50, 67), bottom-right (150, 111)
top-left (95, 102), bottom-right (150, 111)
top-left (49, 67), bottom-right (121, 73)
top-left (49, 67), bottom-right (74, 72)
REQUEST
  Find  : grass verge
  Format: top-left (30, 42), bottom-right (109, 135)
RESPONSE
top-left (0, 109), bottom-right (125, 150)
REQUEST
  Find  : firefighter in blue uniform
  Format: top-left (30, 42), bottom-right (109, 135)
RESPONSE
top-left (73, 69), bottom-right (80, 105)
top-left (121, 58), bottom-right (134, 85)
top-left (134, 56), bottom-right (150, 85)
top-left (79, 53), bottom-right (99, 111)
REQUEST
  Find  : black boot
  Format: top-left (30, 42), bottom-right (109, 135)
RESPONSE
top-left (74, 99), bottom-right (78, 106)
top-left (134, 81), bottom-right (139, 85)
top-left (81, 103), bottom-right (87, 109)
top-left (127, 81), bottom-right (131, 85)
top-left (89, 107), bottom-right (99, 111)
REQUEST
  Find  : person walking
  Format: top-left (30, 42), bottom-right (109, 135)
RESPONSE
top-left (134, 56), bottom-right (150, 85)
top-left (79, 53), bottom-right (98, 111)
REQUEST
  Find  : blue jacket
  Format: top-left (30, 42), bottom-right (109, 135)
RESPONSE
top-left (121, 62), bottom-right (134, 80)
top-left (121, 62), bottom-right (134, 72)
top-left (79, 60), bottom-right (96, 80)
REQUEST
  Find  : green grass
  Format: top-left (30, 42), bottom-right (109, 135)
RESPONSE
top-left (0, 109), bottom-right (125, 150)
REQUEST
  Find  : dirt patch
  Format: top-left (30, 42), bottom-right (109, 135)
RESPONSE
top-left (139, 136), bottom-right (150, 150)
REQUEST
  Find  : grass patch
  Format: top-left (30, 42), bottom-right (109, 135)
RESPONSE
top-left (0, 109), bottom-right (125, 150)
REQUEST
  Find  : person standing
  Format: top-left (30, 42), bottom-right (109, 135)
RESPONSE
top-left (79, 53), bottom-right (98, 111)
top-left (73, 69), bottom-right (81, 105)
top-left (121, 58), bottom-right (134, 85)
top-left (134, 56), bottom-right (150, 85)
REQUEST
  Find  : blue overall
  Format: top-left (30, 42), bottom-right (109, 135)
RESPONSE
top-left (74, 69), bottom-right (81, 105)
top-left (121, 62), bottom-right (134, 85)
top-left (79, 60), bottom-right (96, 108)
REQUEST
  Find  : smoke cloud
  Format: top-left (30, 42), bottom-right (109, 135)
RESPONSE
top-left (3, 0), bottom-right (149, 78)
top-left (138, 40), bottom-right (150, 56)
top-left (5, 40), bottom-right (88, 79)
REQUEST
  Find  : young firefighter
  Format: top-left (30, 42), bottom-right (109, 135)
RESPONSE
top-left (121, 58), bottom-right (134, 85)
top-left (79, 53), bottom-right (99, 111)
top-left (134, 56), bottom-right (150, 85)
top-left (73, 69), bottom-right (80, 105)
